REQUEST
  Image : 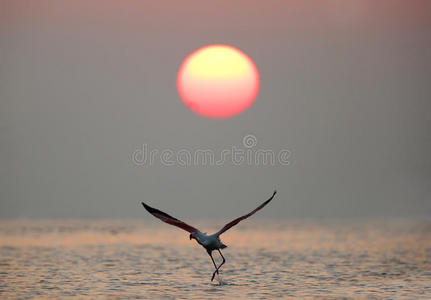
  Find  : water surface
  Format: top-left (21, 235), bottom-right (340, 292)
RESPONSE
top-left (1, 219), bottom-right (430, 299)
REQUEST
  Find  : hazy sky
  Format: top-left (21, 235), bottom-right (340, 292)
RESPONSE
top-left (1, 1), bottom-right (431, 219)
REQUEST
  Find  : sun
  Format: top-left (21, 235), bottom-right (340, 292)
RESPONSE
top-left (177, 45), bottom-right (260, 119)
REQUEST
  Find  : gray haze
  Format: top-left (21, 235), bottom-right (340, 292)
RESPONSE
top-left (1, 1), bottom-right (431, 219)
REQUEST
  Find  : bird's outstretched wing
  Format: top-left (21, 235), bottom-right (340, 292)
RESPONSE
top-left (141, 202), bottom-right (199, 233)
top-left (216, 190), bottom-right (277, 236)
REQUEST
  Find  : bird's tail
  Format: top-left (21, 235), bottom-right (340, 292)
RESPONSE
top-left (220, 243), bottom-right (227, 249)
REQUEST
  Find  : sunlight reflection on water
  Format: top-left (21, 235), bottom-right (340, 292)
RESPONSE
top-left (1, 219), bottom-right (430, 299)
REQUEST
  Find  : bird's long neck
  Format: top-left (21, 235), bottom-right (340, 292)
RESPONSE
top-left (192, 232), bottom-right (206, 245)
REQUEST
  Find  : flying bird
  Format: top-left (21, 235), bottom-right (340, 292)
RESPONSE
top-left (141, 190), bottom-right (277, 281)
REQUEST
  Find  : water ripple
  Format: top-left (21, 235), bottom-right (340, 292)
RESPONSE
top-left (0, 219), bottom-right (430, 298)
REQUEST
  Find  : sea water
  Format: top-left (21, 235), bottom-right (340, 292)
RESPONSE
top-left (1, 219), bottom-right (430, 299)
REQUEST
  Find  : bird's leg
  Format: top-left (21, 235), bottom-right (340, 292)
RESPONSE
top-left (210, 249), bottom-right (226, 281)
top-left (217, 249), bottom-right (226, 271)
top-left (208, 251), bottom-right (219, 281)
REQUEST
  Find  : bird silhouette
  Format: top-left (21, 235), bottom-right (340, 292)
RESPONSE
top-left (141, 190), bottom-right (277, 281)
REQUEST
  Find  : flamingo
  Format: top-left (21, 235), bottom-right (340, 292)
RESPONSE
top-left (141, 190), bottom-right (277, 281)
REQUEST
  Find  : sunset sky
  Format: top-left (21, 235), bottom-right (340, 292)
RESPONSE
top-left (1, 1), bottom-right (431, 218)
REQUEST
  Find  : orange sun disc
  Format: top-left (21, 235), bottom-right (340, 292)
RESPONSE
top-left (177, 45), bottom-right (260, 119)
